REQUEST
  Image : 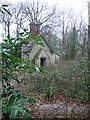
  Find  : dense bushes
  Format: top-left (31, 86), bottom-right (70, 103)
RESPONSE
top-left (30, 58), bottom-right (88, 102)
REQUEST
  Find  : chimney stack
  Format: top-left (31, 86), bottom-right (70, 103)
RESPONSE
top-left (30, 23), bottom-right (40, 36)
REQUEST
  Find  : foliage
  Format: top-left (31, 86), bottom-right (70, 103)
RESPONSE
top-left (57, 58), bottom-right (88, 102)
top-left (1, 28), bottom-right (42, 119)
top-left (2, 89), bottom-right (36, 118)
top-left (44, 86), bottom-right (56, 99)
top-left (65, 26), bottom-right (78, 60)
top-left (30, 58), bottom-right (88, 102)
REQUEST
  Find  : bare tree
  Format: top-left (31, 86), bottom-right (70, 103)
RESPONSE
top-left (0, 3), bottom-right (16, 39)
top-left (0, 3), bottom-right (27, 39)
top-left (78, 17), bottom-right (88, 57)
top-left (12, 4), bottom-right (26, 38)
top-left (56, 9), bottom-right (74, 59)
top-left (21, 0), bottom-right (57, 27)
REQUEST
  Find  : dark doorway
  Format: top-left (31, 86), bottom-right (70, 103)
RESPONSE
top-left (40, 58), bottom-right (46, 67)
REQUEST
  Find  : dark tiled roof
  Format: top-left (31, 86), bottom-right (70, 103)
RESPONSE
top-left (40, 35), bottom-right (60, 56)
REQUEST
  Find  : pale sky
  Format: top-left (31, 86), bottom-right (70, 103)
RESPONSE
top-left (5, 0), bottom-right (88, 6)
top-left (1, 0), bottom-right (88, 10)
top-left (1, 0), bottom-right (88, 22)
top-left (0, 0), bottom-right (89, 42)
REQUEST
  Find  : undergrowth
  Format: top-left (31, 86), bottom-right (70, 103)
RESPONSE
top-left (26, 58), bottom-right (88, 102)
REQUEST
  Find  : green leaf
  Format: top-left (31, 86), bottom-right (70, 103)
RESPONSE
top-left (27, 97), bottom-right (36, 104)
top-left (10, 107), bottom-right (19, 118)
top-left (8, 94), bottom-right (15, 106)
top-left (19, 32), bottom-right (24, 36)
top-left (14, 96), bottom-right (26, 104)
top-left (20, 108), bottom-right (31, 118)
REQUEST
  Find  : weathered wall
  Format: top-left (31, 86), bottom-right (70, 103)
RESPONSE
top-left (29, 44), bottom-right (41, 60)
top-left (22, 38), bottom-right (59, 67)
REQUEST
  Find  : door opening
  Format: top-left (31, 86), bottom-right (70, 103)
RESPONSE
top-left (40, 58), bottom-right (46, 67)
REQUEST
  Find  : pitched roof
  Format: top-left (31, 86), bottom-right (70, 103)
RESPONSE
top-left (40, 34), bottom-right (53, 53)
top-left (40, 35), bottom-right (60, 56)
top-left (22, 34), bottom-right (59, 56)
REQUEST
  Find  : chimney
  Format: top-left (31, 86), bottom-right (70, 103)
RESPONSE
top-left (30, 23), bottom-right (40, 36)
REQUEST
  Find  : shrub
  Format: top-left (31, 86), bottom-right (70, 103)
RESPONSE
top-left (31, 58), bottom-right (88, 102)
top-left (1, 29), bottom-right (41, 119)
top-left (44, 86), bottom-right (56, 99)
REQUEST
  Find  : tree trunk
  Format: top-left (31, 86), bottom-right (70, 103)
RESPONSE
top-left (88, 2), bottom-right (90, 113)
top-left (7, 21), bottom-right (10, 39)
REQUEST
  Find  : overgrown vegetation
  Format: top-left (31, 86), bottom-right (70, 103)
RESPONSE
top-left (25, 58), bottom-right (88, 102)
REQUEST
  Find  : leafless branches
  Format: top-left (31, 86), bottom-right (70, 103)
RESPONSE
top-left (21, 0), bottom-right (57, 26)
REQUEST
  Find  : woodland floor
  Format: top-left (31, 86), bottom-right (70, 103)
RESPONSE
top-left (18, 84), bottom-right (90, 118)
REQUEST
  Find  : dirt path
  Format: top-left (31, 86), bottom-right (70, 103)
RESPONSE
top-left (25, 100), bottom-right (90, 118)
top-left (18, 84), bottom-right (90, 118)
